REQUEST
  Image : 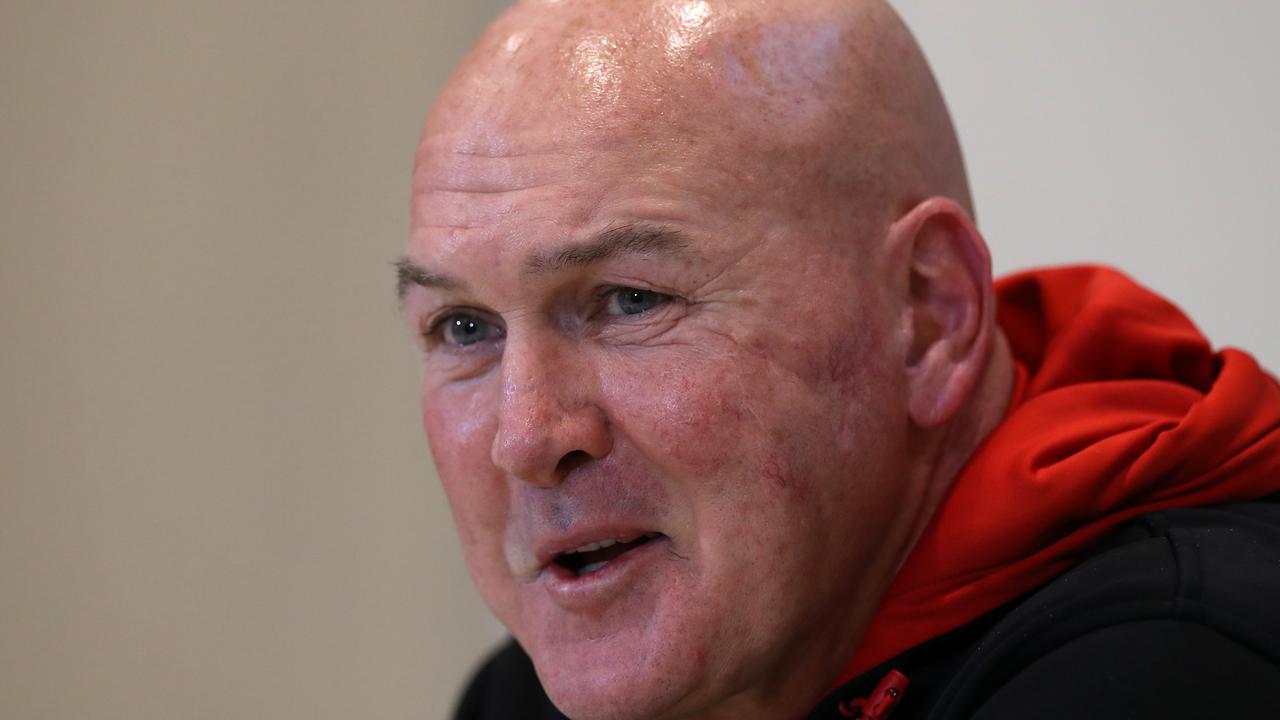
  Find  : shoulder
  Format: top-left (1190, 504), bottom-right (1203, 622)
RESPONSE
top-left (967, 618), bottom-right (1280, 719)
top-left (933, 500), bottom-right (1280, 719)
top-left (452, 640), bottom-right (567, 720)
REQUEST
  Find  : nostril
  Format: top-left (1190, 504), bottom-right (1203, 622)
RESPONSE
top-left (555, 449), bottom-right (592, 478)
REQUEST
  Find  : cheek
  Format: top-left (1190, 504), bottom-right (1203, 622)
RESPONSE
top-left (421, 374), bottom-right (499, 485)
top-left (421, 379), bottom-right (507, 570)
top-left (628, 363), bottom-right (770, 478)
top-left (595, 310), bottom-right (906, 569)
top-left (599, 348), bottom-right (827, 516)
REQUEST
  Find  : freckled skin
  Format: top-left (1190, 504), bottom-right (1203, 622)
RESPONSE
top-left (403, 1), bottom-right (1011, 719)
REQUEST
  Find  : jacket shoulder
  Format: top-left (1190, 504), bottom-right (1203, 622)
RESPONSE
top-left (928, 500), bottom-right (1280, 718)
top-left (968, 617), bottom-right (1280, 719)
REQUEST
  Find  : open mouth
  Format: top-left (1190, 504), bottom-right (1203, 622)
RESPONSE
top-left (553, 533), bottom-right (663, 577)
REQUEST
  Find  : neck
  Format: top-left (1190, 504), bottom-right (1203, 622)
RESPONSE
top-left (904, 328), bottom-right (1016, 560)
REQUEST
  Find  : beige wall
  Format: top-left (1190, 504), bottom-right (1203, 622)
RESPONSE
top-left (1, 1), bottom-right (509, 717)
top-left (2, 1), bottom-right (1276, 719)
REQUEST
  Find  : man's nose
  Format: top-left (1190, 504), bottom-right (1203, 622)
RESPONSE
top-left (489, 334), bottom-right (612, 487)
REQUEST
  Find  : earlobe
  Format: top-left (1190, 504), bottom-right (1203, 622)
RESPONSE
top-left (891, 197), bottom-right (995, 428)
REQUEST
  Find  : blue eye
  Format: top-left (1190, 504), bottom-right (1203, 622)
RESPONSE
top-left (609, 288), bottom-right (669, 316)
top-left (438, 313), bottom-right (502, 347)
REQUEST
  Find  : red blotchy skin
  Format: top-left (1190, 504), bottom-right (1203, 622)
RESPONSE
top-left (762, 458), bottom-right (788, 490)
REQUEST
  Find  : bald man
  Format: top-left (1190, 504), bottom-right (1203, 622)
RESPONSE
top-left (397, 1), bottom-right (1280, 718)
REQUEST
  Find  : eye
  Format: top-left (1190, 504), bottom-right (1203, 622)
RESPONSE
top-left (432, 312), bottom-right (504, 348)
top-left (607, 287), bottom-right (671, 316)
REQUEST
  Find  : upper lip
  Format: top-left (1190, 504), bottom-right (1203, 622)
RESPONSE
top-left (533, 525), bottom-right (663, 570)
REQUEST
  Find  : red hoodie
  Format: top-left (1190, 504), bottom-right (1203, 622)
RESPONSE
top-left (842, 265), bottom-right (1280, 681)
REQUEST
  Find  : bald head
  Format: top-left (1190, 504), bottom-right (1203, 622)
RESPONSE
top-left (409, 3), bottom-right (1006, 718)
top-left (419, 0), bottom-right (971, 236)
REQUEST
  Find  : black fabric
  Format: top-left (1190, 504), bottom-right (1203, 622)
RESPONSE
top-left (969, 620), bottom-right (1280, 719)
top-left (454, 500), bottom-right (1280, 719)
top-left (815, 499), bottom-right (1280, 719)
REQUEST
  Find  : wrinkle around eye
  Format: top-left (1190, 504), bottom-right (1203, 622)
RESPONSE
top-left (594, 298), bottom-right (689, 346)
top-left (420, 339), bottom-right (505, 383)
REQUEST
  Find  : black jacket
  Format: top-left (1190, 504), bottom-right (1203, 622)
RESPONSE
top-left (455, 500), bottom-right (1280, 719)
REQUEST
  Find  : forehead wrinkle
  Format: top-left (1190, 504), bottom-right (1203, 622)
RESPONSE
top-left (413, 142), bottom-right (575, 196)
top-left (524, 223), bottom-right (692, 274)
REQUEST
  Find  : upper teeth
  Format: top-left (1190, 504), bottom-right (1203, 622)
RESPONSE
top-left (562, 533), bottom-right (660, 556)
top-left (566, 539), bottom-right (619, 554)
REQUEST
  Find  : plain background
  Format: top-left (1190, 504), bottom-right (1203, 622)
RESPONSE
top-left (2, 1), bottom-right (1276, 718)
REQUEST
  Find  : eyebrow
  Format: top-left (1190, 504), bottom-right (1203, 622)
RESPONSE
top-left (394, 258), bottom-right (464, 300)
top-left (394, 222), bottom-right (692, 301)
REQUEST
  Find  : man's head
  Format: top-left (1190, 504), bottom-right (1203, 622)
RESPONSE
top-left (400, 1), bottom-right (1011, 717)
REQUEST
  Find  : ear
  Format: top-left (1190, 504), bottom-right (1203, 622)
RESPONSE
top-left (888, 197), bottom-right (996, 428)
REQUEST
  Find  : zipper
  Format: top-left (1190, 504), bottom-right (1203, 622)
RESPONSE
top-left (837, 669), bottom-right (910, 719)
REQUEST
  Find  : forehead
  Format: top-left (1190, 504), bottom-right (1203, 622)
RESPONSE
top-left (407, 134), bottom-right (747, 286)
top-left (407, 1), bottom-right (876, 277)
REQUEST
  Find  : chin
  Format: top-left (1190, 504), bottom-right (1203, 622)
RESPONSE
top-left (522, 614), bottom-right (713, 720)
top-left (536, 654), bottom-right (695, 720)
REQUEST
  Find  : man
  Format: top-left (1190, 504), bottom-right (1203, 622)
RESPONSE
top-left (396, 1), bottom-right (1280, 717)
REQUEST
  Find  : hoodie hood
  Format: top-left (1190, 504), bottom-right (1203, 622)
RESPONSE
top-left (842, 265), bottom-right (1280, 680)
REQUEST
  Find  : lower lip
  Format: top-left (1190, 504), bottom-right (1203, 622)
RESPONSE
top-left (541, 536), bottom-right (671, 611)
